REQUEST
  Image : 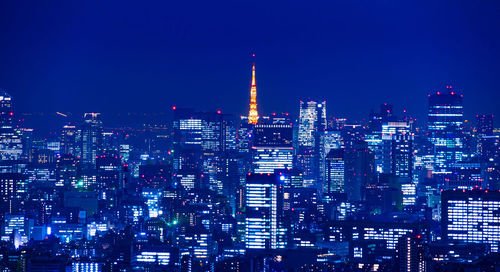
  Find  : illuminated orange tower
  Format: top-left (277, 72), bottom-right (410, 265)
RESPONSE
top-left (248, 54), bottom-right (259, 125)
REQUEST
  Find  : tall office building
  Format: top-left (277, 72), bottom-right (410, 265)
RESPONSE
top-left (251, 124), bottom-right (293, 174)
top-left (81, 113), bottom-right (103, 165)
top-left (368, 103), bottom-right (396, 133)
top-left (0, 173), bottom-right (28, 214)
top-left (298, 101), bottom-right (326, 148)
top-left (56, 154), bottom-right (78, 189)
top-left (442, 189), bottom-right (500, 252)
top-left (344, 140), bottom-right (375, 202)
top-left (0, 90), bottom-right (14, 128)
top-left (173, 108), bottom-right (238, 192)
top-left (396, 234), bottom-right (426, 272)
top-left (61, 124), bottom-right (78, 155)
top-left (427, 87), bottom-right (464, 174)
top-left (381, 122), bottom-right (414, 178)
top-left (0, 90), bottom-right (22, 162)
top-left (172, 108), bottom-right (203, 173)
top-left (245, 173), bottom-right (286, 250)
top-left (297, 100), bottom-right (326, 187)
top-left (96, 155), bottom-right (122, 208)
top-left (476, 114), bottom-right (494, 136)
top-left (324, 149), bottom-right (345, 195)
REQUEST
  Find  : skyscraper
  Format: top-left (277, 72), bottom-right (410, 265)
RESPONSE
top-left (81, 113), bottom-right (103, 165)
top-left (396, 234), bottom-right (426, 272)
top-left (172, 108), bottom-right (203, 173)
top-left (0, 90), bottom-right (22, 162)
top-left (324, 149), bottom-right (345, 195)
top-left (381, 122), bottom-right (413, 178)
top-left (298, 101), bottom-right (326, 148)
top-left (251, 124), bottom-right (293, 174)
top-left (61, 124), bottom-right (78, 156)
top-left (297, 100), bottom-right (326, 187)
top-left (427, 87), bottom-right (464, 175)
top-left (247, 56), bottom-right (259, 125)
top-left (0, 173), bottom-right (28, 214)
top-left (476, 114), bottom-right (494, 135)
top-left (344, 140), bottom-right (375, 202)
top-left (245, 173), bottom-right (286, 250)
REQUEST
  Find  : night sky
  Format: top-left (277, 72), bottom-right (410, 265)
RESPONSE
top-left (1, 0), bottom-right (499, 125)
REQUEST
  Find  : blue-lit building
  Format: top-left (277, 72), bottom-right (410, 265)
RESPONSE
top-left (428, 87), bottom-right (464, 175)
top-left (297, 100), bottom-right (326, 188)
top-left (0, 90), bottom-right (23, 163)
top-left (324, 149), bottom-right (345, 195)
top-left (381, 122), bottom-right (413, 179)
top-left (442, 189), bottom-right (500, 252)
top-left (245, 173), bottom-right (287, 250)
top-left (251, 124), bottom-right (293, 174)
top-left (81, 113), bottom-right (103, 166)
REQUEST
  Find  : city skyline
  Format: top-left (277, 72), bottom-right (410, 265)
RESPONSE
top-left (1, 1), bottom-right (500, 271)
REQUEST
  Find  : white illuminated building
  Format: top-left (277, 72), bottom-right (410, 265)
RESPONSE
top-left (442, 189), bottom-right (500, 252)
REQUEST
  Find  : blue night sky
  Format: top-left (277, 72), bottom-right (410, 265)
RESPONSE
top-left (1, 0), bottom-right (499, 124)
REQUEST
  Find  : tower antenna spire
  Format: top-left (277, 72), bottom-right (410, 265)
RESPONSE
top-left (248, 53), bottom-right (259, 125)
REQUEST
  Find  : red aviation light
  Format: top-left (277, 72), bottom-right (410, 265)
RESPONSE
top-left (172, 106), bottom-right (177, 110)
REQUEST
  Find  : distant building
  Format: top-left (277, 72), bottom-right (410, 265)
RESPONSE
top-left (381, 122), bottom-right (413, 179)
top-left (0, 90), bottom-right (22, 162)
top-left (251, 124), bottom-right (293, 174)
top-left (0, 173), bottom-right (28, 214)
top-left (324, 149), bottom-right (345, 194)
top-left (60, 124), bottom-right (78, 155)
top-left (427, 87), bottom-right (464, 175)
top-left (297, 100), bottom-right (326, 187)
top-left (396, 234), bottom-right (426, 272)
top-left (81, 113), bottom-right (103, 165)
top-left (344, 141), bottom-right (375, 202)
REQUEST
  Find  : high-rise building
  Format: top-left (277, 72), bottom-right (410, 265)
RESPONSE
top-left (442, 189), bottom-right (500, 252)
top-left (247, 56), bottom-right (259, 125)
top-left (245, 173), bottom-right (286, 250)
top-left (297, 100), bottom-right (326, 187)
top-left (173, 108), bottom-right (238, 192)
top-left (427, 87), bottom-right (464, 175)
top-left (476, 114), bottom-right (494, 136)
top-left (298, 101), bottom-right (326, 148)
top-left (368, 103), bottom-right (396, 133)
top-left (381, 122), bottom-right (413, 178)
top-left (61, 124), bottom-right (78, 156)
top-left (396, 234), bottom-right (426, 272)
top-left (172, 108), bottom-right (203, 173)
top-left (344, 140), bottom-right (375, 202)
top-left (475, 114), bottom-right (500, 189)
top-left (56, 154), bottom-right (78, 189)
top-left (251, 124), bottom-right (293, 174)
top-left (0, 90), bottom-right (22, 162)
top-left (0, 173), bottom-right (28, 214)
top-left (324, 149), bottom-right (345, 195)
top-left (96, 155), bottom-right (122, 208)
top-left (81, 113), bottom-right (103, 165)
